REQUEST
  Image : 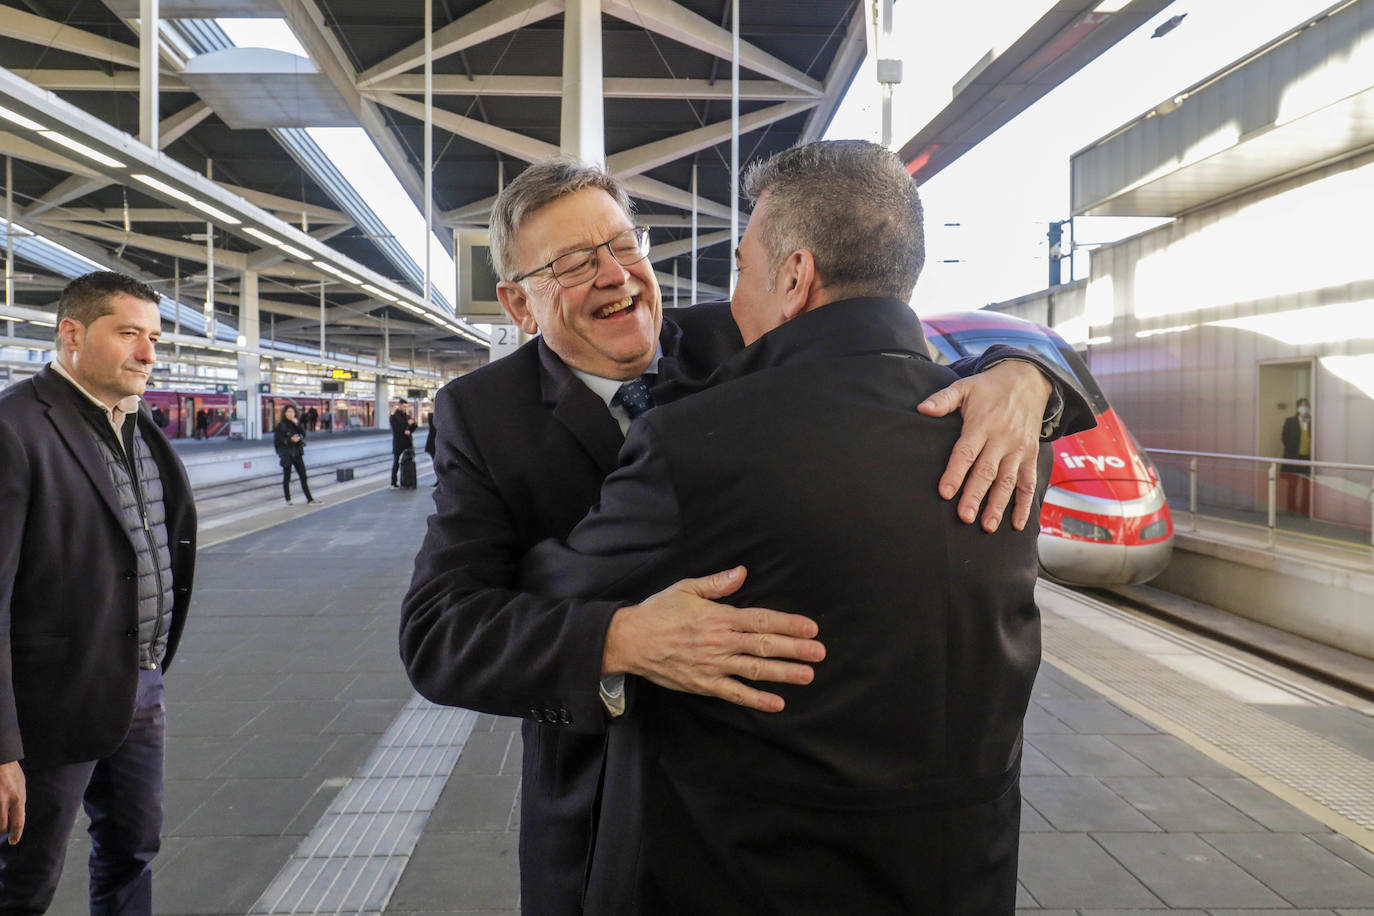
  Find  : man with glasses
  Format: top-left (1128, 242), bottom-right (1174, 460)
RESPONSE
top-left (401, 157), bottom-right (1089, 915)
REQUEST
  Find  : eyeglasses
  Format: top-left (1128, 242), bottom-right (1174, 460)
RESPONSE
top-left (511, 226), bottom-right (650, 288)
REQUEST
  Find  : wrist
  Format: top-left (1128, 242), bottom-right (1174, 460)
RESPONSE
top-left (601, 604), bottom-right (638, 677)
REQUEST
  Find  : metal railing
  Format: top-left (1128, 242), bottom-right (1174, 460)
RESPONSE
top-left (1146, 448), bottom-right (1374, 555)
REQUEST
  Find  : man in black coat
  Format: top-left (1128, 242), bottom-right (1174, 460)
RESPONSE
top-left (1280, 396), bottom-right (1312, 513)
top-left (518, 141), bottom-right (1087, 914)
top-left (389, 398), bottom-right (415, 488)
top-left (401, 159), bottom-right (1090, 914)
top-left (0, 272), bottom-right (196, 914)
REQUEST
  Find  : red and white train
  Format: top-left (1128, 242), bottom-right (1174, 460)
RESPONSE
top-left (142, 389), bottom-right (380, 439)
top-left (921, 310), bottom-right (1173, 587)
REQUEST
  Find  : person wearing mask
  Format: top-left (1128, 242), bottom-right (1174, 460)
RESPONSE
top-left (274, 404), bottom-right (320, 507)
top-left (1281, 396), bottom-right (1313, 514)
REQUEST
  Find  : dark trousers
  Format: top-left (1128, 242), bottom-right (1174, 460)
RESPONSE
top-left (282, 455), bottom-right (313, 502)
top-left (0, 667), bottom-right (165, 916)
top-left (391, 448), bottom-right (405, 486)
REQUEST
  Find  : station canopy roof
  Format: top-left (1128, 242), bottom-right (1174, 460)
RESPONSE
top-left (0, 0), bottom-right (865, 373)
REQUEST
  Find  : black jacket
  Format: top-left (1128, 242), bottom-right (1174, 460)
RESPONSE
top-left (390, 409), bottom-right (415, 452)
top-left (519, 298), bottom-right (1057, 915)
top-left (0, 367), bottom-right (196, 766)
top-left (273, 418), bottom-right (306, 462)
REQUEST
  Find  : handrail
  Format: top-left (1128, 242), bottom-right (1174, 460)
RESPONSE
top-left (1142, 447), bottom-right (1374, 555)
top-left (1146, 448), bottom-right (1374, 475)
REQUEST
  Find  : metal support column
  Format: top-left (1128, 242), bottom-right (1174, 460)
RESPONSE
top-left (561, 0), bottom-right (605, 165)
top-left (880, 0), bottom-right (894, 148)
top-left (423, 0), bottom-right (433, 306)
top-left (238, 270), bottom-right (261, 439)
top-left (318, 282), bottom-right (326, 357)
top-left (139, 0), bottom-right (159, 148)
top-left (5, 159), bottom-right (13, 334)
top-left (729, 0), bottom-right (739, 296)
top-left (172, 257), bottom-right (179, 362)
top-left (690, 161), bottom-right (698, 304)
top-left (374, 374), bottom-right (389, 430)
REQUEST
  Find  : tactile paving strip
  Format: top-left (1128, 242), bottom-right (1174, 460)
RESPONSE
top-left (1039, 581), bottom-right (1374, 843)
top-left (250, 694), bottom-right (478, 915)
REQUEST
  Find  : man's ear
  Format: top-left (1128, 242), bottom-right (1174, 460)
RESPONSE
top-left (497, 281), bottom-right (539, 335)
top-left (779, 249), bottom-right (818, 321)
top-left (57, 317), bottom-right (83, 354)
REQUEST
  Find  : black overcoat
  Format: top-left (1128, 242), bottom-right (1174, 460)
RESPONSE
top-left (0, 367), bottom-right (196, 766)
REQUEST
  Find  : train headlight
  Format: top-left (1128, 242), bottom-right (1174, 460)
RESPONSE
top-left (1139, 518), bottom-right (1170, 541)
top-left (1061, 516), bottom-right (1112, 541)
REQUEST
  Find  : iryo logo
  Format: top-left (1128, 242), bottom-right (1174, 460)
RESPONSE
top-left (1060, 453), bottom-right (1127, 471)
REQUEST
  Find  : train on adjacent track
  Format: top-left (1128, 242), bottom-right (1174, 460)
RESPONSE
top-left (142, 389), bottom-right (381, 439)
top-left (921, 310), bottom-right (1173, 587)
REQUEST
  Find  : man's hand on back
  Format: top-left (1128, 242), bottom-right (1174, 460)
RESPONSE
top-left (603, 567), bottom-right (826, 714)
top-left (918, 360), bottom-right (1053, 532)
top-left (0, 760), bottom-right (25, 845)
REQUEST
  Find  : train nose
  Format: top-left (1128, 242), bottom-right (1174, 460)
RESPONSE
top-left (1039, 480), bottom-right (1173, 586)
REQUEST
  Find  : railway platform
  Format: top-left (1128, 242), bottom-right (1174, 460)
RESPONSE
top-left (46, 464), bottom-right (1374, 915)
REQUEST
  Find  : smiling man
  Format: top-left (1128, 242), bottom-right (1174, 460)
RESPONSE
top-left (400, 157), bottom-right (1090, 915)
top-left (0, 271), bottom-right (196, 914)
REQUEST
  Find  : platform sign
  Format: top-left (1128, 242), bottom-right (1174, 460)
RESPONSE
top-left (257, 382), bottom-right (271, 393)
top-left (215, 383), bottom-right (232, 394)
top-left (406, 388), bottom-right (427, 399)
top-left (489, 322), bottom-right (521, 363)
top-left (329, 368), bottom-right (355, 380)
top-left (321, 380), bottom-right (344, 393)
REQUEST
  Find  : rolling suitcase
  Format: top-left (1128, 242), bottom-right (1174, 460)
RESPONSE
top-left (399, 447), bottom-right (418, 489)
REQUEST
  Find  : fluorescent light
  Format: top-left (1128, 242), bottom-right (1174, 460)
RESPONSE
top-left (243, 227), bottom-right (283, 247)
top-left (190, 199), bottom-right (241, 225)
top-left (1093, 0), bottom-right (1131, 11)
top-left (0, 104), bottom-right (43, 130)
top-left (312, 261), bottom-right (360, 284)
top-left (40, 131), bottom-right (124, 169)
top-left (133, 174), bottom-right (193, 203)
top-left (361, 283), bottom-right (388, 297)
top-left (278, 243), bottom-right (310, 260)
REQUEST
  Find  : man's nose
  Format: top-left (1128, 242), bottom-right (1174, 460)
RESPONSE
top-left (592, 250), bottom-right (631, 286)
top-left (135, 337), bottom-right (157, 362)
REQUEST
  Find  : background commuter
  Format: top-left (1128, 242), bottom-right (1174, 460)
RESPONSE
top-left (400, 156), bottom-right (1090, 915)
top-left (273, 404), bottom-right (320, 506)
top-left (519, 139), bottom-right (1068, 915)
top-left (1281, 396), bottom-right (1313, 515)
top-left (389, 399), bottom-right (415, 489)
top-left (194, 407), bottom-right (208, 439)
top-left (0, 270), bottom-right (197, 915)
top-left (423, 410), bottom-right (438, 487)
top-left (303, 405), bottom-right (318, 432)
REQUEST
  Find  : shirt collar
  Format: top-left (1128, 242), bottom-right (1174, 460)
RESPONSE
top-left (569, 347), bottom-right (662, 408)
top-left (50, 357), bottom-right (142, 428)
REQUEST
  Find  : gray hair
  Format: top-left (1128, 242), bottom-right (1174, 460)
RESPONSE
top-left (741, 139), bottom-right (925, 301)
top-left (55, 270), bottom-right (160, 343)
top-left (488, 157), bottom-right (634, 281)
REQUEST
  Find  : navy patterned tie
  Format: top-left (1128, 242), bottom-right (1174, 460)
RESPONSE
top-left (614, 376), bottom-right (654, 420)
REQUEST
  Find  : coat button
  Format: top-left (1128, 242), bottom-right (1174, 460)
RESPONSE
top-left (123, 570), bottom-right (136, 581)
top-left (544, 708), bottom-right (559, 724)
top-left (529, 707), bottom-right (543, 723)
top-left (124, 627), bottom-right (137, 637)
top-left (558, 708), bottom-right (573, 725)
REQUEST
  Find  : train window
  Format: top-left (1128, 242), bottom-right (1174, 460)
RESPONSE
top-left (935, 330), bottom-right (1111, 416)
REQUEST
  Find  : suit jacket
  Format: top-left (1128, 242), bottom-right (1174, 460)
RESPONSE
top-left (519, 298), bottom-right (1051, 915)
top-left (402, 301), bottom-right (1093, 915)
top-left (0, 366), bottom-right (196, 766)
top-left (401, 303), bottom-right (745, 915)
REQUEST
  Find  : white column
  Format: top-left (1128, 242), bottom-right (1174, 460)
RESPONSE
top-left (729, 0), bottom-right (740, 296)
top-left (880, 0), bottom-right (894, 148)
top-left (139, 0), bottom-right (159, 148)
top-left (561, 0), bottom-right (605, 165)
top-left (237, 270), bottom-right (261, 439)
top-left (423, 0), bottom-right (433, 306)
top-left (374, 375), bottom-right (389, 430)
top-left (690, 161), bottom-right (698, 304)
top-left (318, 282), bottom-right (326, 356)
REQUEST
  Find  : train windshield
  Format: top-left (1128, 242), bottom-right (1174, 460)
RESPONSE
top-left (929, 328), bottom-right (1111, 416)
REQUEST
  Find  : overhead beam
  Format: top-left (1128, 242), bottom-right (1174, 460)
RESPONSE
top-left (798, 3), bottom-right (867, 144)
top-left (606, 100), bottom-right (814, 177)
top-left (649, 229), bottom-right (732, 262)
top-left (362, 75), bottom-right (817, 101)
top-left (621, 175), bottom-right (731, 221)
top-left (0, 133), bottom-right (102, 179)
top-left (602, 0), bottom-right (822, 94)
top-left (356, 0), bottom-right (566, 88)
top-left (15, 70), bottom-right (190, 92)
top-left (370, 92), bottom-right (560, 163)
top-left (218, 183), bottom-right (352, 225)
top-left (0, 8), bottom-right (141, 68)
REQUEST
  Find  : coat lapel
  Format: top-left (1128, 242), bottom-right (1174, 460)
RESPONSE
top-left (536, 340), bottom-right (624, 475)
top-left (33, 368), bottom-right (134, 536)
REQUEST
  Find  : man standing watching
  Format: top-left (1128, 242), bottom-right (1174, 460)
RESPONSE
top-left (402, 157), bottom-right (1090, 915)
top-left (389, 398), bottom-right (415, 489)
top-left (0, 271), bottom-right (196, 914)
